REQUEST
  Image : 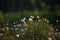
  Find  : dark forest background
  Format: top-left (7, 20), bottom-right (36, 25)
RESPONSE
top-left (0, 0), bottom-right (60, 12)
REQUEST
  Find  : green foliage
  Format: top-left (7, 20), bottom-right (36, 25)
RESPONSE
top-left (36, 19), bottom-right (54, 38)
top-left (6, 9), bottom-right (60, 24)
top-left (17, 19), bottom-right (55, 40)
top-left (22, 9), bottom-right (49, 18)
top-left (0, 11), bottom-right (7, 23)
top-left (30, 0), bottom-right (36, 4)
top-left (7, 11), bottom-right (21, 22)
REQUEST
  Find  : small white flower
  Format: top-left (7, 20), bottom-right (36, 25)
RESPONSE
top-left (14, 25), bottom-right (16, 27)
top-left (21, 19), bottom-right (25, 22)
top-left (23, 33), bottom-right (25, 35)
top-left (2, 28), bottom-right (5, 31)
top-left (47, 20), bottom-right (49, 23)
top-left (37, 16), bottom-right (40, 18)
top-left (21, 29), bottom-right (24, 32)
top-left (16, 34), bottom-right (19, 37)
top-left (23, 20), bottom-right (25, 22)
top-left (15, 28), bottom-right (18, 31)
top-left (30, 16), bottom-right (33, 18)
top-left (23, 18), bottom-right (26, 21)
top-left (13, 22), bottom-right (16, 24)
top-left (56, 20), bottom-right (58, 23)
top-left (30, 16), bottom-right (34, 18)
top-left (11, 28), bottom-right (13, 30)
top-left (59, 33), bottom-right (60, 35)
top-left (45, 18), bottom-right (47, 21)
top-left (48, 38), bottom-right (52, 40)
top-left (25, 28), bottom-right (27, 30)
top-left (56, 29), bottom-right (58, 31)
top-left (0, 33), bottom-right (3, 36)
top-left (29, 18), bottom-right (33, 21)
top-left (48, 32), bottom-right (51, 36)
top-left (21, 19), bottom-right (23, 21)
top-left (38, 20), bottom-right (40, 22)
top-left (6, 27), bottom-right (9, 29)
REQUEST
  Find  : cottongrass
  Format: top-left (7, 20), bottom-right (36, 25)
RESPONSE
top-left (16, 34), bottom-right (19, 37)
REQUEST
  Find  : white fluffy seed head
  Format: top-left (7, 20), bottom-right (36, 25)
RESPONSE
top-left (6, 27), bottom-right (9, 30)
top-left (2, 28), bottom-right (5, 31)
top-left (48, 32), bottom-right (51, 36)
top-left (56, 20), bottom-right (58, 23)
top-left (56, 29), bottom-right (58, 31)
top-left (47, 20), bottom-right (49, 23)
top-left (21, 19), bottom-right (25, 22)
top-left (25, 28), bottom-right (27, 30)
top-left (11, 28), bottom-right (13, 30)
top-left (30, 16), bottom-right (33, 18)
top-left (13, 22), bottom-right (16, 24)
top-left (29, 18), bottom-right (33, 21)
top-left (16, 34), bottom-right (19, 37)
top-left (15, 28), bottom-right (18, 31)
top-left (38, 20), bottom-right (41, 22)
top-left (48, 38), bottom-right (52, 40)
top-left (21, 29), bottom-right (24, 32)
top-left (14, 25), bottom-right (16, 27)
top-left (0, 33), bottom-right (3, 36)
top-left (23, 18), bottom-right (26, 21)
top-left (23, 33), bottom-right (25, 35)
top-left (30, 16), bottom-right (34, 18)
top-left (37, 16), bottom-right (40, 18)
top-left (45, 18), bottom-right (47, 21)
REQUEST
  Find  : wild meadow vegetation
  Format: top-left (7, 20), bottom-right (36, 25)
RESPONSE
top-left (0, 0), bottom-right (60, 40)
top-left (0, 10), bottom-right (60, 40)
